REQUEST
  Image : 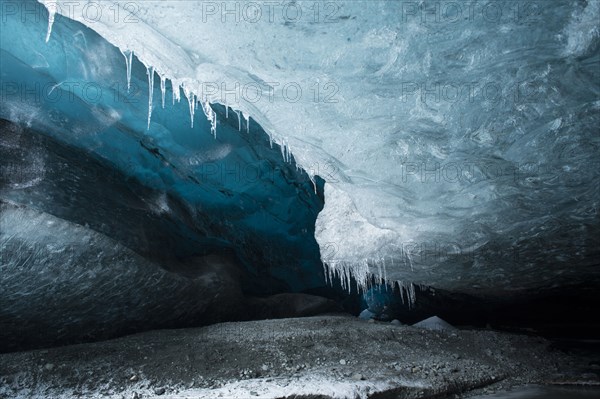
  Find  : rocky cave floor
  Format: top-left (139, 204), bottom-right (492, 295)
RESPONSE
top-left (1, 315), bottom-right (599, 399)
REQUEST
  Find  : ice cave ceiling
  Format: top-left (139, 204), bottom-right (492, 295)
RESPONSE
top-left (1, 0), bottom-right (600, 300)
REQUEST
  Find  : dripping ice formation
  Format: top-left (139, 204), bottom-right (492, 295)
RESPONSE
top-left (0, 0), bottom-right (330, 304)
top-left (146, 65), bottom-right (154, 130)
top-left (120, 49), bottom-right (133, 92)
top-left (43, 1), bottom-right (55, 43)
top-left (37, 0), bottom-right (600, 296)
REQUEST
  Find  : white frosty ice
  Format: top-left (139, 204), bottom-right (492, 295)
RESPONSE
top-left (412, 316), bottom-right (455, 331)
top-left (38, 0), bottom-right (600, 297)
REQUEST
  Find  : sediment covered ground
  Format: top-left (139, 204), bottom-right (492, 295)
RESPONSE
top-left (0, 315), bottom-right (591, 399)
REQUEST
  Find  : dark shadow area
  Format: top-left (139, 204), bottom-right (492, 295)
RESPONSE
top-left (361, 279), bottom-right (600, 340)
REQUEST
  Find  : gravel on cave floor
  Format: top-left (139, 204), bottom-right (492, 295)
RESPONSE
top-left (0, 314), bottom-right (595, 399)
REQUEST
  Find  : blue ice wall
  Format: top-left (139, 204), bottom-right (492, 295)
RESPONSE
top-left (0, 0), bottom-right (328, 293)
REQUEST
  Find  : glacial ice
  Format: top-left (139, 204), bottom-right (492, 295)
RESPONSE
top-left (25, 0), bottom-right (600, 295)
top-left (160, 75), bottom-right (166, 109)
top-left (412, 316), bottom-right (455, 331)
top-left (43, 1), bottom-right (55, 43)
top-left (0, 200), bottom-right (246, 350)
top-left (0, 7), bottom-right (328, 302)
top-left (120, 49), bottom-right (133, 92)
top-left (146, 65), bottom-right (154, 129)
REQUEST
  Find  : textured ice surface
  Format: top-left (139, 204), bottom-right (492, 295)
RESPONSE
top-left (0, 5), bottom-right (328, 295)
top-left (412, 316), bottom-right (456, 331)
top-left (18, 0), bottom-right (600, 295)
top-left (0, 201), bottom-right (242, 351)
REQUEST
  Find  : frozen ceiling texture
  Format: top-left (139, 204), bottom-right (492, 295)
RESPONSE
top-left (1, 0), bottom-right (599, 315)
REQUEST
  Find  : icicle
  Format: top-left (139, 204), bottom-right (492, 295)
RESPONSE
top-left (235, 111), bottom-right (241, 131)
top-left (183, 88), bottom-right (196, 128)
top-left (409, 283), bottom-right (416, 307)
top-left (225, 105), bottom-right (229, 119)
top-left (308, 174), bottom-right (317, 194)
top-left (280, 141), bottom-right (292, 164)
top-left (44, 3), bottom-right (56, 43)
top-left (160, 76), bottom-right (166, 109)
top-left (241, 112), bottom-right (250, 133)
top-left (120, 50), bottom-right (133, 92)
top-left (146, 66), bottom-right (155, 130)
top-left (346, 269), bottom-right (351, 292)
top-left (399, 281), bottom-right (406, 304)
top-left (200, 100), bottom-right (217, 137)
top-left (172, 80), bottom-right (181, 105)
top-left (280, 141), bottom-right (286, 162)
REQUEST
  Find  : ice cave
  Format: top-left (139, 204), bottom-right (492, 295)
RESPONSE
top-left (0, 0), bottom-right (599, 398)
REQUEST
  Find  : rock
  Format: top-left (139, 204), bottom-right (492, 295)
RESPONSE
top-left (44, 363), bottom-right (54, 371)
top-left (129, 375), bottom-right (138, 382)
top-left (412, 316), bottom-right (455, 331)
top-left (352, 373), bottom-right (365, 380)
top-left (391, 319), bottom-right (402, 326)
top-left (359, 309), bottom-right (376, 320)
top-left (154, 387), bottom-right (165, 395)
top-left (368, 319), bottom-right (375, 323)
top-left (379, 314), bottom-right (392, 321)
top-left (261, 364), bottom-right (269, 371)
top-left (131, 393), bottom-right (140, 399)
top-left (339, 359), bottom-right (347, 365)
top-left (581, 373), bottom-right (599, 380)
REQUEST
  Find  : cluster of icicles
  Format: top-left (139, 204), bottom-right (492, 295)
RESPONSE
top-left (120, 49), bottom-right (219, 136)
top-left (324, 259), bottom-right (418, 307)
top-left (43, 2), bottom-right (310, 187)
top-left (43, 7), bottom-right (417, 306)
top-left (45, 5), bottom-right (226, 139)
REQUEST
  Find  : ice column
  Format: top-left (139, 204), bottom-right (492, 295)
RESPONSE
top-left (160, 76), bottom-right (166, 109)
top-left (120, 50), bottom-right (133, 92)
top-left (146, 66), bottom-right (155, 130)
top-left (200, 100), bottom-right (217, 137)
top-left (44, 2), bottom-right (57, 43)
